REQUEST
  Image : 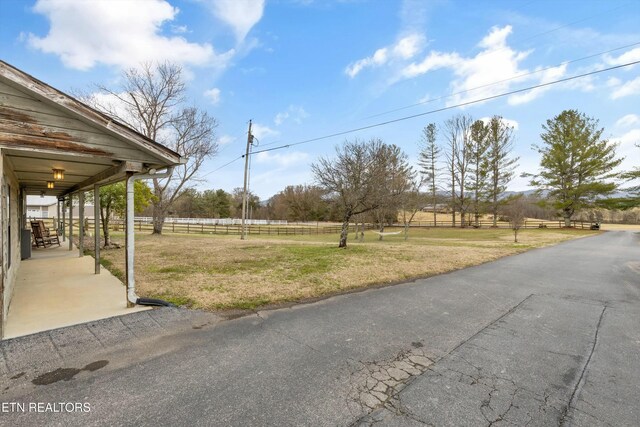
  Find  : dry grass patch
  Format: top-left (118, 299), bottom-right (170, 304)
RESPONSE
top-left (94, 228), bottom-right (596, 311)
top-left (600, 223), bottom-right (640, 231)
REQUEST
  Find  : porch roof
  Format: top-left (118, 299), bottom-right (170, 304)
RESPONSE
top-left (0, 60), bottom-right (183, 196)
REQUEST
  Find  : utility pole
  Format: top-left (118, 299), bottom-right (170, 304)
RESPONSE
top-left (241, 120), bottom-right (253, 240)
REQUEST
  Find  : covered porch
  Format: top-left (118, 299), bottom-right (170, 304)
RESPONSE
top-left (0, 60), bottom-right (183, 339)
top-left (3, 244), bottom-right (150, 339)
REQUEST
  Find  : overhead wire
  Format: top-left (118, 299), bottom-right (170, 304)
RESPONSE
top-left (201, 44), bottom-right (639, 175)
top-left (201, 3), bottom-right (635, 175)
top-left (361, 41), bottom-right (640, 120)
top-left (247, 60), bottom-right (640, 157)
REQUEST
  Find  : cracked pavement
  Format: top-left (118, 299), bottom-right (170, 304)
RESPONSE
top-left (1, 231), bottom-right (639, 426)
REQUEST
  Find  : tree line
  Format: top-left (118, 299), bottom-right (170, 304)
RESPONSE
top-left (417, 115), bottom-right (519, 228)
top-left (83, 62), bottom-right (636, 248)
top-left (311, 109), bottom-right (636, 247)
top-left (308, 114), bottom-right (522, 247)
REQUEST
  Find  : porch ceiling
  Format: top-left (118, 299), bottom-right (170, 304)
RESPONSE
top-left (4, 148), bottom-right (130, 197)
top-left (0, 60), bottom-right (183, 197)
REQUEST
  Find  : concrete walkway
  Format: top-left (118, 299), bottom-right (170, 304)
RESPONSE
top-left (4, 244), bottom-right (149, 339)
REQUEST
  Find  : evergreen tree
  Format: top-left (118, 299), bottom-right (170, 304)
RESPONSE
top-left (529, 110), bottom-right (621, 227)
top-left (418, 123), bottom-right (440, 224)
top-left (467, 120), bottom-right (490, 227)
top-left (486, 116), bottom-right (519, 227)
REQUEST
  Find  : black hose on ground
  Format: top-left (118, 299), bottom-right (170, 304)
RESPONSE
top-left (136, 297), bottom-right (176, 307)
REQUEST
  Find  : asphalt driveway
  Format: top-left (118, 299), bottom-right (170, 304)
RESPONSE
top-left (1, 230), bottom-right (638, 426)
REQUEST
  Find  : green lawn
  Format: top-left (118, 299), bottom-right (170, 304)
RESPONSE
top-left (89, 227), bottom-right (597, 311)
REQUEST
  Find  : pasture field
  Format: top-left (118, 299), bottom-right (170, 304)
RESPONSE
top-left (91, 227), bottom-right (597, 311)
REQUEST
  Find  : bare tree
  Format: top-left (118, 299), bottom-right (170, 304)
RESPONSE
top-left (467, 120), bottom-right (490, 227)
top-left (88, 62), bottom-right (219, 234)
top-left (373, 144), bottom-right (414, 239)
top-left (151, 107), bottom-right (218, 233)
top-left (443, 118), bottom-right (459, 227)
top-left (504, 196), bottom-right (527, 243)
top-left (444, 114), bottom-right (473, 227)
top-left (486, 116), bottom-right (519, 227)
top-left (400, 177), bottom-right (425, 240)
top-left (417, 123), bottom-right (440, 224)
top-left (312, 138), bottom-right (407, 248)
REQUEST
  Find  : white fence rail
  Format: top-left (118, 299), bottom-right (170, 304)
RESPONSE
top-left (133, 217), bottom-right (288, 226)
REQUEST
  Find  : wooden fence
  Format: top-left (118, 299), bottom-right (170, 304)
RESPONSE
top-left (401, 220), bottom-right (593, 229)
top-left (30, 217), bottom-right (369, 236)
top-left (29, 217), bottom-right (593, 237)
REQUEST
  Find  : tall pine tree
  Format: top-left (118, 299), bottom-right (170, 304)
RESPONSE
top-left (418, 123), bottom-right (440, 224)
top-left (486, 116), bottom-right (519, 227)
top-left (467, 120), bottom-right (490, 227)
top-left (529, 110), bottom-right (621, 227)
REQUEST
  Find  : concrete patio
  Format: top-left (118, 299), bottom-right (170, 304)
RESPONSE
top-left (3, 243), bottom-right (149, 339)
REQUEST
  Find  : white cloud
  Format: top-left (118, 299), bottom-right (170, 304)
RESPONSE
top-left (611, 128), bottom-right (640, 172)
top-left (615, 114), bottom-right (640, 129)
top-left (202, 0), bottom-right (265, 42)
top-left (607, 77), bottom-right (621, 87)
top-left (28, 0), bottom-right (231, 70)
top-left (274, 112), bottom-right (289, 126)
top-left (203, 88), bottom-right (221, 105)
top-left (401, 51), bottom-right (461, 79)
top-left (478, 25), bottom-right (512, 50)
top-left (255, 151), bottom-right (309, 167)
top-left (507, 63), bottom-right (567, 105)
top-left (218, 134), bottom-right (235, 145)
top-left (274, 105), bottom-right (308, 125)
top-left (393, 34), bottom-right (424, 59)
top-left (610, 76), bottom-right (640, 99)
top-left (479, 116), bottom-right (519, 131)
top-left (345, 33), bottom-right (425, 78)
top-left (171, 24), bottom-right (189, 34)
top-left (251, 123), bottom-right (280, 141)
top-left (603, 47), bottom-right (640, 66)
top-left (398, 25), bottom-right (581, 107)
top-left (612, 128), bottom-right (640, 148)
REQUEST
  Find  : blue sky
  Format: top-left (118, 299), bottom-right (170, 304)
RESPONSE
top-left (2, 0), bottom-right (639, 200)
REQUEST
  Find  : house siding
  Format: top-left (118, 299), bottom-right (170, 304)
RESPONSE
top-left (1, 151), bottom-right (22, 330)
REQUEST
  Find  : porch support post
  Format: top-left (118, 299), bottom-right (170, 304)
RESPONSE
top-left (94, 184), bottom-right (100, 274)
top-left (61, 196), bottom-right (66, 242)
top-left (125, 172), bottom-right (136, 307)
top-left (78, 191), bottom-right (84, 257)
top-left (56, 199), bottom-right (61, 234)
top-left (68, 194), bottom-right (73, 251)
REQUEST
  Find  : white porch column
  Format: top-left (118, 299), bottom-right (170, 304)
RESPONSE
top-left (61, 197), bottom-right (66, 242)
top-left (56, 199), bottom-right (61, 234)
top-left (68, 194), bottom-right (73, 251)
top-left (94, 184), bottom-right (100, 274)
top-left (125, 172), bottom-right (136, 307)
top-left (78, 191), bottom-right (84, 257)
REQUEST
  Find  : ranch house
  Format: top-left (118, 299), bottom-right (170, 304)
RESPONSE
top-left (0, 60), bottom-right (182, 339)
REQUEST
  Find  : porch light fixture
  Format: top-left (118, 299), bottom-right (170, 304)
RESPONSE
top-left (47, 181), bottom-right (55, 189)
top-left (52, 168), bottom-right (65, 180)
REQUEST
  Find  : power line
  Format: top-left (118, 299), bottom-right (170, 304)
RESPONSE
top-left (200, 59), bottom-right (638, 176)
top-left (201, 155), bottom-right (243, 178)
top-left (248, 60), bottom-right (639, 157)
top-left (362, 41), bottom-right (640, 120)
